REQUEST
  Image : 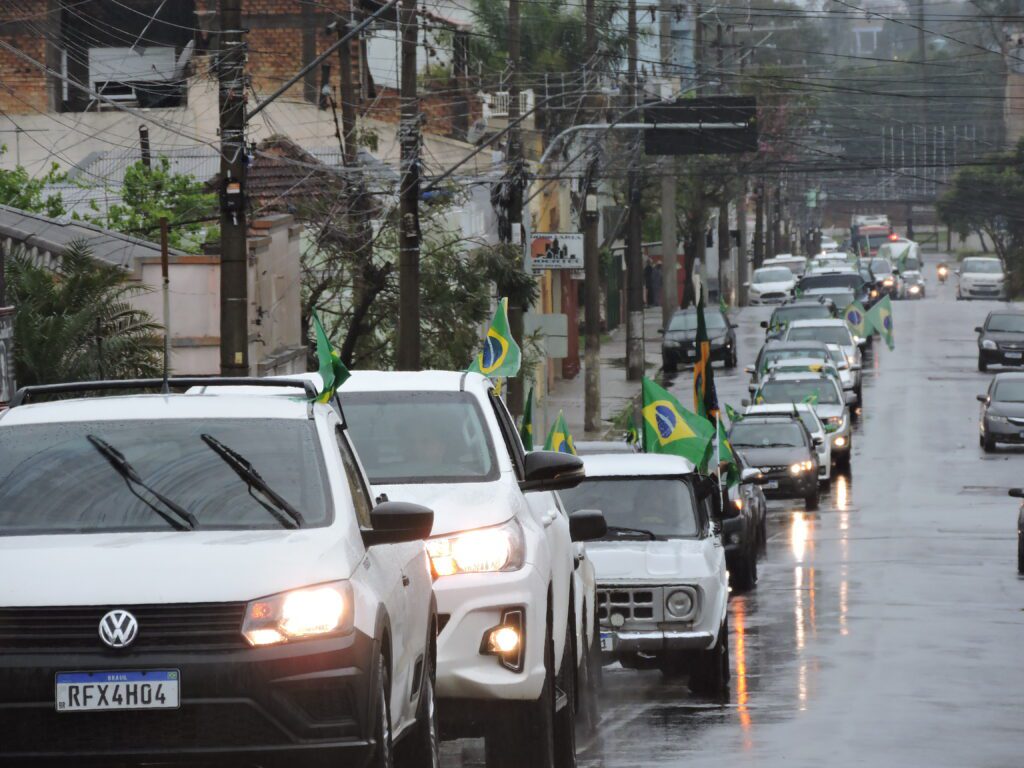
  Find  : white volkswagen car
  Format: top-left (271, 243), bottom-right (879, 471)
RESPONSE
top-left (747, 266), bottom-right (797, 305)
top-left (342, 371), bottom-right (603, 768)
top-left (0, 377), bottom-right (439, 768)
top-left (958, 256), bottom-right (1007, 300)
top-left (558, 454), bottom-right (730, 697)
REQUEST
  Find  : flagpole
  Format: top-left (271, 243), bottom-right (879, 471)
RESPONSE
top-left (715, 412), bottom-right (721, 487)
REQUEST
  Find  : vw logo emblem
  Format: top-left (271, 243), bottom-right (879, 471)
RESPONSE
top-left (99, 609), bottom-right (139, 649)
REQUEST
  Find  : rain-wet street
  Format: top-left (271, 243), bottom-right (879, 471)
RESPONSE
top-left (447, 255), bottom-right (1024, 767)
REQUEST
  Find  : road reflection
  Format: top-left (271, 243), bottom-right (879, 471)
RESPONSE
top-left (732, 597), bottom-right (753, 747)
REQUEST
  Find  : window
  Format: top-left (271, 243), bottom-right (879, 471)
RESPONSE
top-left (786, 325), bottom-right (854, 346)
top-left (336, 427), bottom-right (373, 528)
top-left (757, 379), bottom-right (841, 405)
top-left (560, 478), bottom-right (699, 539)
top-left (730, 421), bottom-right (807, 448)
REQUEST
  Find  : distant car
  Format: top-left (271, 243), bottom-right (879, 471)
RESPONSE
top-left (729, 415), bottom-right (820, 510)
top-left (1009, 488), bottom-right (1024, 574)
top-left (977, 372), bottom-right (1024, 452)
top-left (744, 403), bottom-right (832, 483)
top-left (575, 440), bottom-right (640, 455)
top-left (806, 254), bottom-right (850, 274)
top-left (878, 240), bottom-right (925, 299)
top-left (783, 319), bottom-right (864, 405)
top-left (561, 454), bottom-right (731, 696)
top-left (958, 257), bottom-right (1007, 300)
top-left (761, 297), bottom-right (837, 341)
top-left (801, 287), bottom-right (857, 313)
top-left (661, 307), bottom-right (738, 373)
top-left (977, 311), bottom-right (1024, 372)
top-left (747, 266), bottom-right (797, 305)
top-left (762, 255), bottom-right (807, 278)
top-left (820, 235), bottom-right (839, 252)
top-left (746, 340), bottom-right (835, 396)
top-left (798, 270), bottom-right (872, 307)
top-left (867, 258), bottom-right (901, 299)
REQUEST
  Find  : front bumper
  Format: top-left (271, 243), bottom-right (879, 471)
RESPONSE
top-left (596, 581), bottom-right (723, 657)
top-left (0, 633), bottom-right (377, 766)
top-left (979, 347), bottom-right (1024, 367)
top-left (604, 629), bottom-right (714, 653)
top-left (749, 293), bottom-right (789, 306)
top-left (982, 418), bottom-right (1024, 444)
top-left (759, 470), bottom-right (818, 499)
top-left (960, 284), bottom-right (1006, 299)
top-left (663, 342), bottom-right (732, 368)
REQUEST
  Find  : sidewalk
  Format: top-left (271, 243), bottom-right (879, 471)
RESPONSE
top-left (540, 308), bottom-right (664, 442)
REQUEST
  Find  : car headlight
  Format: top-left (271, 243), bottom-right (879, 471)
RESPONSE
top-left (833, 435), bottom-right (848, 448)
top-left (427, 518), bottom-right (526, 576)
top-left (789, 460), bottom-right (815, 475)
top-left (732, 497), bottom-right (743, 511)
top-left (982, 339), bottom-right (997, 350)
top-left (883, 277), bottom-right (894, 287)
top-left (988, 415), bottom-right (1009, 424)
top-left (870, 289), bottom-right (879, 298)
top-left (242, 581), bottom-right (354, 646)
top-left (665, 588), bottom-right (696, 619)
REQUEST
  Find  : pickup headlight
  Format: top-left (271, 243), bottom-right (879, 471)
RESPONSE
top-left (243, 581), bottom-right (353, 646)
top-left (665, 588), bottom-right (696, 619)
top-left (427, 518), bottom-right (526, 576)
top-left (789, 460), bottom-right (815, 475)
top-left (982, 339), bottom-right (997, 350)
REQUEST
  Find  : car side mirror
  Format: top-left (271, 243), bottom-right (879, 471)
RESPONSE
top-left (740, 467), bottom-right (761, 483)
top-left (744, 365), bottom-right (755, 374)
top-left (974, 326), bottom-right (983, 333)
top-left (760, 320), bottom-right (769, 329)
top-left (844, 392), bottom-right (858, 406)
top-left (362, 501), bottom-right (434, 546)
top-left (569, 509), bottom-right (607, 542)
top-left (976, 394), bottom-right (988, 403)
top-left (520, 451), bottom-right (585, 492)
top-left (1009, 488), bottom-right (1024, 499)
top-left (813, 436), bottom-right (824, 446)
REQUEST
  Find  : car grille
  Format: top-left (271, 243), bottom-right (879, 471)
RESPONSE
top-left (597, 587), bottom-right (665, 624)
top-left (0, 603), bottom-right (249, 652)
top-left (999, 343), bottom-right (1024, 351)
top-left (758, 465), bottom-right (789, 475)
top-left (759, 292), bottom-right (787, 301)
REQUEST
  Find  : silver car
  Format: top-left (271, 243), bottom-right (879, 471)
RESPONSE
top-left (784, 319), bottom-right (864, 406)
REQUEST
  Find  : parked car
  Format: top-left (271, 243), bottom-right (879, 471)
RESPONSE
top-left (977, 372), bottom-right (1024, 453)
top-left (729, 414), bottom-right (820, 509)
top-left (0, 377), bottom-right (440, 768)
top-left (1008, 488), bottom-right (1024, 574)
top-left (342, 371), bottom-right (601, 768)
top-left (958, 257), bottom-right (1007, 301)
top-left (744, 403), bottom-right (832, 483)
top-left (976, 311), bottom-right (1024, 372)
top-left (661, 306), bottom-right (738, 373)
top-left (746, 266), bottom-right (797, 305)
top-left (559, 454), bottom-right (730, 696)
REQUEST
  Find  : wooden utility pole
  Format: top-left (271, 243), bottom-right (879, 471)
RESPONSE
top-left (336, 20), bottom-right (358, 167)
top-left (625, 0), bottom-right (645, 381)
top-left (396, 0), bottom-right (421, 370)
top-left (217, 0), bottom-right (249, 376)
top-left (506, 0), bottom-right (525, 414)
top-left (753, 182), bottom-right (764, 269)
top-left (583, 0), bottom-right (601, 432)
top-left (139, 125), bottom-right (151, 169)
top-left (660, 0), bottom-right (678, 331)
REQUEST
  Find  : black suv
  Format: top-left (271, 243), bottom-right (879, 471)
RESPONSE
top-left (661, 307), bottom-right (738, 372)
top-left (977, 311), bottom-right (1024, 371)
top-left (728, 415), bottom-right (820, 510)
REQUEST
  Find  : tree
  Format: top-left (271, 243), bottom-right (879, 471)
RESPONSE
top-left (0, 147), bottom-right (66, 217)
top-left (4, 241), bottom-right (163, 386)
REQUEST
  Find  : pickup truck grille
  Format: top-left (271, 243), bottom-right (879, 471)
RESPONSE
top-left (597, 587), bottom-right (665, 624)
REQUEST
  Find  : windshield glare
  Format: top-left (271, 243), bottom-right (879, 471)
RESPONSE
top-left (669, 311), bottom-right (727, 332)
top-left (730, 421), bottom-right (806, 448)
top-left (758, 379), bottom-right (841, 405)
top-left (869, 260), bottom-right (893, 274)
top-left (0, 420), bottom-right (331, 535)
top-left (963, 259), bottom-right (1003, 274)
top-left (344, 391), bottom-right (498, 483)
top-left (559, 478), bottom-right (698, 538)
top-left (987, 314), bottom-right (1024, 333)
top-left (786, 325), bottom-right (853, 346)
top-left (754, 268), bottom-right (795, 283)
top-left (800, 274), bottom-right (863, 291)
top-left (994, 380), bottom-right (1024, 403)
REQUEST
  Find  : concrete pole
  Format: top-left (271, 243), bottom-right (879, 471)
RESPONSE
top-left (625, 0), bottom-right (645, 381)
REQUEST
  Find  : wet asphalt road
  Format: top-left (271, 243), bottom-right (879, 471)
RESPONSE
top-left (446, 255), bottom-right (1024, 767)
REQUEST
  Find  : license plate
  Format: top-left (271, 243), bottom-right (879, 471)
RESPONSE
top-left (599, 632), bottom-right (613, 652)
top-left (765, 480), bottom-right (779, 490)
top-left (1007, 353), bottom-right (1022, 360)
top-left (55, 670), bottom-right (179, 712)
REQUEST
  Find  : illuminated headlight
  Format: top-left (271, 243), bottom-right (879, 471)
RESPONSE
top-left (909, 285), bottom-right (921, 294)
top-left (982, 339), bottom-right (997, 350)
top-left (833, 435), bottom-right (848, 448)
top-left (870, 289), bottom-right (879, 298)
top-left (242, 581), bottom-right (353, 646)
top-left (789, 460), bottom-right (815, 475)
top-left (665, 589), bottom-right (696, 619)
top-left (883, 277), bottom-right (894, 287)
top-left (987, 415), bottom-right (1009, 425)
top-left (427, 518), bottom-right (525, 576)
top-left (732, 498), bottom-right (743, 511)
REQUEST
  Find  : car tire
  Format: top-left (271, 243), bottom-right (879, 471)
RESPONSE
top-left (804, 487), bottom-right (819, 511)
top-left (726, 349), bottom-right (738, 369)
top-left (978, 357), bottom-right (988, 373)
top-left (732, 545), bottom-right (758, 591)
top-left (485, 619), bottom-right (559, 768)
top-left (575, 607), bottom-right (601, 742)
top-left (553, 618), bottom-right (578, 768)
top-left (395, 643), bottom-right (439, 768)
top-left (369, 652), bottom-right (395, 768)
top-left (1018, 528), bottom-right (1024, 575)
top-left (689, 616), bottom-right (730, 698)
top-left (983, 433), bottom-right (997, 453)
top-left (759, 515), bottom-right (768, 553)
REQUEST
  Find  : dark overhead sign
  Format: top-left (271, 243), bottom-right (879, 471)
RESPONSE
top-left (643, 96), bottom-right (758, 156)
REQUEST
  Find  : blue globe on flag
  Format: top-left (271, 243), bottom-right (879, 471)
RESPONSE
top-left (482, 335), bottom-right (504, 369)
top-left (655, 404), bottom-right (677, 439)
top-left (848, 309), bottom-right (862, 325)
top-left (883, 315), bottom-right (893, 331)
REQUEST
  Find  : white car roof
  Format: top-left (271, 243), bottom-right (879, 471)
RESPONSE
top-left (341, 369), bottom-right (492, 394)
top-left (745, 403), bottom-right (821, 423)
top-left (765, 256), bottom-right (805, 264)
top-left (766, 371), bottom-right (836, 383)
top-left (787, 318), bottom-right (849, 329)
top-left (579, 453), bottom-right (696, 477)
top-left (769, 357), bottom-right (837, 369)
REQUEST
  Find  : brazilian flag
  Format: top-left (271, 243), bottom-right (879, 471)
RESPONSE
top-left (724, 402), bottom-right (743, 425)
top-left (692, 295), bottom-right (719, 420)
top-left (544, 410), bottom-right (576, 455)
top-left (716, 419), bottom-right (740, 487)
top-left (843, 301), bottom-right (869, 339)
top-left (642, 377), bottom-right (715, 470)
top-left (520, 386), bottom-right (534, 451)
top-left (867, 295), bottom-right (895, 350)
top-left (468, 298), bottom-right (521, 377)
top-left (313, 313), bottom-right (351, 403)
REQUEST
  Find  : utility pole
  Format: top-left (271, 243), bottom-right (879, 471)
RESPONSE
top-left (753, 182), bottom-right (764, 269)
top-left (506, 0), bottom-right (525, 414)
top-left (396, 0), bottom-right (421, 370)
top-left (625, 0), bottom-right (645, 382)
top-left (139, 125), bottom-right (151, 169)
top-left (715, 23), bottom-right (728, 303)
top-left (694, 2), bottom-right (703, 95)
top-left (336, 19), bottom-right (358, 167)
top-left (583, 0), bottom-right (601, 433)
top-left (217, 0), bottom-right (249, 377)
top-left (660, 0), bottom-right (678, 331)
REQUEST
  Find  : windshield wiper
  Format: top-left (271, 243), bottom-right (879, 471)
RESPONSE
top-left (201, 434), bottom-right (304, 529)
top-left (605, 525), bottom-right (658, 540)
top-left (86, 435), bottom-right (197, 531)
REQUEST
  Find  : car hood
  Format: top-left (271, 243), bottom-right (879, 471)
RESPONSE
top-left (813, 403), bottom-right (845, 420)
top-left (987, 401), bottom-right (1024, 418)
top-left (751, 281), bottom-right (794, 292)
top-left (586, 538), bottom-right (714, 580)
top-left (0, 528), bottom-right (354, 607)
top-left (981, 331), bottom-right (1024, 345)
top-left (372, 475), bottom-right (516, 537)
top-left (734, 446), bottom-right (808, 467)
top-left (962, 272), bottom-right (1004, 282)
top-left (902, 270), bottom-right (923, 281)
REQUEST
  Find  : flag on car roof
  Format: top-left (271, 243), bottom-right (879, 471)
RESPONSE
top-left (724, 402), bottom-right (743, 425)
top-left (867, 295), bottom-right (895, 350)
top-left (544, 410), bottom-right (576, 455)
top-left (520, 386), bottom-right (534, 451)
top-left (642, 376), bottom-right (715, 470)
top-left (313, 313), bottom-right (351, 404)
top-left (468, 298), bottom-right (521, 377)
top-left (843, 301), bottom-right (869, 339)
top-left (716, 419), bottom-right (740, 487)
top-left (692, 295), bottom-right (719, 420)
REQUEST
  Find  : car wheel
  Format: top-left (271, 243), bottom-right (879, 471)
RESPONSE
top-left (983, 433), bottom-right (997, 453)
top-left (689, 616), bottom-right (730, 698)
top-left (978, 357), bottom-right (988, 373)
top-left (574, 611), bottom-right (601, 743)
top-left (395, 641), bottom-right (439, 768)
top-left (759, 515), bottom-right (768, 553)
top-left (726, 349), bottom-right (738, 369)
top-left (485, 619), bottom-right (558, 768)
top-left (553, 618), bottom-right (578, 768)
top-left (804, 487), bottom-right (820, 511)
top-left (369, 652), bottom-right (394, 768)
top-left (1018, 528), bottom-right (1024, 575)
top-left (663, 358), bottom-right (677, 374)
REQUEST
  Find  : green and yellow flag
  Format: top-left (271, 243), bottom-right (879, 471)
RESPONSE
top-left (867, 295), bottom-right (895, 350)
top-left (642, 376), bottom-right (715, 470)
top-left (843, 301), bottom-right (869, 339)
top-left (693, 295), bottom-right (719, 420)
top-left (544, 410), bottom-right (576, 455)
top-left (468, 298), bottom-right (521, 377)
top-left (520, 386), bottom-right (534, 451)
top-left (724, 402), bottom-right (743, 425)
top-left (313, 313), bottom-right (351, 403)
top-left (716, 419), bottom-right (740, 487)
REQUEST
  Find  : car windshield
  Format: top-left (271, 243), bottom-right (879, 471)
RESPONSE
top-left (669, 311), bottom-right (727, 331)
top-left (730, 421), bottom-right (806, 448)
top-left (559, 478), bottom-right (698, 539)
top-left (800, 274), bottom-right (863, 291)
top-left (768, 260), bottom-right (805, 275)
top-left (343, 391), bottom-right (498, 483)
top-left (866, 233), bottom-right (891, 249)
top-left (786, 325), bottom-right (853, 346)
top-left (758, 379), bottom-right (841, 405)
top-left (0, 420), bottom-right (331, 536)
top-left (812, 290), bottom-right (855, 307)
top-left (868, 260), bottom-right (893, 274)
top-left (963, 259), bottom-right (1002, 274)
top-left (987, 314), bottom-right (1024, 333)
top-left (761, 348), bottom-right (829, 371)
top-left (771, 305), bottom-right (832, 326)
top-left (994, 380), bottom-right (1024, 403)
top-left (754, 268), bottom-right (794, 283)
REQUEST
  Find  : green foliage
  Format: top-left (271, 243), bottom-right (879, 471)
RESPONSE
top-left (4, 240), bottom-right (163, 386)
top-left (0, 146), bottom-right (66, 217)
top-left (89, 157), bottom-right (218, 252)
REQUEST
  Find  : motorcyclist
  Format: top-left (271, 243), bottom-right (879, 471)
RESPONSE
top-left (937, 262), bottom-right (949, 283)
